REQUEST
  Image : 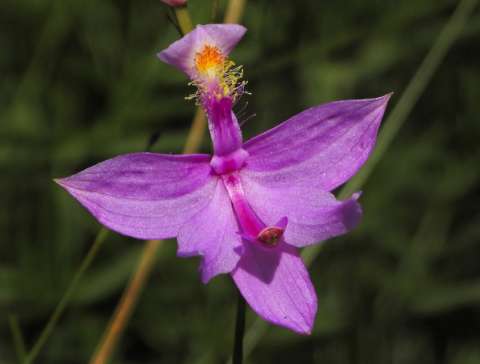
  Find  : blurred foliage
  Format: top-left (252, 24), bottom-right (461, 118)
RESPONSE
top-left (1, 0), bottom-right (480, 363)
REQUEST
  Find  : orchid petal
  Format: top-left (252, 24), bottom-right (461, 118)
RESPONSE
top-left (232, 241), bottom-right (317, 334)
top-left (243, 95), bottom-right (391, 192)
top-left (177, 181), bottom-right (242, 283)
top-left (157, 24), bottom-right (246, 78)
top-left (240, 173), bottom-right (362, 247)
top-left (56, 153), bottom-right (217, 240)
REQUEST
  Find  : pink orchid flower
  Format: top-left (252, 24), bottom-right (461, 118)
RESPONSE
top-left (56, 24), bottom-right (390, 334)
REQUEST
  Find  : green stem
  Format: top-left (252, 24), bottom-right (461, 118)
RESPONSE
top-left (338, 0), bottom-right (478, 199)
top-left (9, 315), bottom-right (27, 363)
top-left (211, 0), bottom-right (220, 21)
top-left (20, 4), bottom-right (196, 363)
top-left (24, 228), bottom-right (109, 364)
top-left (175, 6), bottom-right (194, 35)
top-left (232, 291), bottom-right (246, 364)
top-left (226, 0), bottom-right (478, 362)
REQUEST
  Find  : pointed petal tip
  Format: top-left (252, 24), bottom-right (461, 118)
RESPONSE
top-left (53, 176), bottom-right (79, 192)
top-left (351, 191), bottom-right (363, 200)
top-left (296, 325), bottom-right (313, 336)
top-left (200, 276), bottom-right (210, 284)
top-left (382, 92), bottom-right (393, 103)
top-left (156, 51), bottom-right (165, 61)
top-left (342, 194), bottom-right (363, 231)
top-left (254, 303), bottom-right (316, 335)
top-left (371, 92), bottom-right (392, 107)
top-left (199, 258), bottom-right (237, 284)
top-left (283, 313), bottom-right (315, 335)
top-left (200, 267), bottom-right (212, 284)
top-left (53, 177), bottom-right (68, 188)
top-left (372, 92), bottom-right (393, 109)
top-left (275, 216), bottom-right (288, 229)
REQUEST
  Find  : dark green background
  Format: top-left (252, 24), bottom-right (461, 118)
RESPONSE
top-left (1, 0), bottom-right (480, 363)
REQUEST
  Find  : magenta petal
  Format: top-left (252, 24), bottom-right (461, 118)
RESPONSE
top-left (177, 181), bottom-right (242, 283)
top-left (232, 242), bottom-right (317, 334)
top-left (55, 153), bottom-right (217, 240)
top-left (240, 173), bottom-right (362, 247)
top-left (157, 23), bottom-right (246, 77)
top-left (243, 95), bottom-right (391, 192)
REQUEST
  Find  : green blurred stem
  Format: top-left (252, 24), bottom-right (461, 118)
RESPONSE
top-left (225, 0), bottom-right (479, 362)
top-left (88, 6), bottom-right (200, 364)
top-left (339, 0), bottom-right (479, 200)
top-left (21, 4), bottom-right (196, 364)
top-left (23, 228), bottom-right (110, 364)
top-left (211, 0), bottom-right (220, 21)
top-left (233, 291), bottom-right (246, 364)
top-left (175, 6), bottom-right (194, 34)
top-left (9, 315), bottom-right (27, 363)
top-left (306, 0), bottom-right (478, 267)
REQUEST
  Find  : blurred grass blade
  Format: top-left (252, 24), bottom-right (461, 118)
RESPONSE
top-left (74, 246), bottom-right (143, 305)
top-left (225, 0), bottom-right (479, 362)
top-left (338, 0), bottom-right (479, 199)
top-left (8, 315), bottom-right (26, 363)
top-left (24, 228), bottom-right (110, 364)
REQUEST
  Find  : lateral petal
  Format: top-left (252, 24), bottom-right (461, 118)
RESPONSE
top-left (56, 153), bottom-right (217, 240)
top-left (243, 95), bottom-right (391, 192)
top-left (177, 181), bottom-right (242, 283)
top-left (232, 242), bottom-right (317, 334)
top-left (240, 173), bottom-right (362, 247)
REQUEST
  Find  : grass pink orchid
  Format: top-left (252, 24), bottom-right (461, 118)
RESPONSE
top-left (56, 24), bottom-right (390, 334)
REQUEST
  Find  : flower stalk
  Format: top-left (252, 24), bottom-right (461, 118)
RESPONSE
top-left (174, 6), bottom-right (193, 34)
top-left (233, 291), bottom-right (246, 364)
top-left (90, 2), bottom-right (248, 363)
top-left (225, 0), bottom-right (479, 360)
top-left (224, 0), bottom-right (247, 24)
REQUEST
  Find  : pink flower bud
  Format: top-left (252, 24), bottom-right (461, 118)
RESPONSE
top-left (161, 0), bottom-right (187, 7)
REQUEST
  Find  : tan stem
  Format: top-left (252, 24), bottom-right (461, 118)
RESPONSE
top-left (89, 240), bottom-right (160, 364)
top-left (174, 6), bottom-right (194, 34)
top-left (224, 0), bottom-right (247, 24)
top-left (183, 107), bottom-right (207, 154)
top-left (89, 1), bottom-right (248, 363)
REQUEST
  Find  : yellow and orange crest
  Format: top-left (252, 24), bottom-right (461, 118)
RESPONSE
top-left (188, 43), bottom-right (246, 103)
top-left (194, 44), bottom-right (225, 75)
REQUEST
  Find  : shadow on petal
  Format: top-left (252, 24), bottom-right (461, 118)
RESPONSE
top-left (236, 240), bottom-right (299, 284)
top-left (231, 240), bottom-right (317, 334)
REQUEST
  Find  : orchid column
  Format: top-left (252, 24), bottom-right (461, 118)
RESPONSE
top-left (57, 24), bottom-right (390, 334)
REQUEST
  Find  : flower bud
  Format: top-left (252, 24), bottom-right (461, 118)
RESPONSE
top-left (161, 0), bottom-right (187, 7)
